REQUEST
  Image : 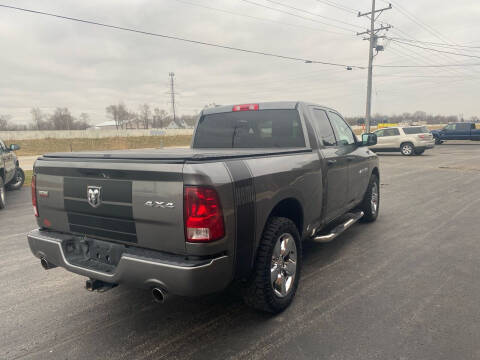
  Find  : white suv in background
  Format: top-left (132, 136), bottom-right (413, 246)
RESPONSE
top-left (369, 126), bottom-right (435, 156)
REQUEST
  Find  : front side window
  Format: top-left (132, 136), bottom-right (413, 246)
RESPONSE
top-left (445, 124), bottom-right (455, 131)
top-left (193, 109), bottom-right (306, 148)
top-left (328, 112), bottom-right (355, 146)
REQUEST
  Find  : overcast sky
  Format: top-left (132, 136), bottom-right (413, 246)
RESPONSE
top-left (0, 0), bottom-right (479, 125)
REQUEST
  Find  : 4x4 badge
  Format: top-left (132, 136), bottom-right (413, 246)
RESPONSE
top-left (87, 186), bottom-right (102, 208)
top-left (144, 200), bottom-right (175, 209)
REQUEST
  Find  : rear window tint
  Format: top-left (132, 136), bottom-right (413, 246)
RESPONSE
top-left (193, 110), bottom-right (306, 148)
top-left (403, 126), bottom-right (429, 134)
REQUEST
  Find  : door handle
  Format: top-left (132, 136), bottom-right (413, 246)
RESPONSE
top-left (327, 159), bottom-right (337, 166)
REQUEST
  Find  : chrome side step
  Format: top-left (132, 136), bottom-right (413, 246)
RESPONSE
top-left (313, 211), bottom-right (364, 243)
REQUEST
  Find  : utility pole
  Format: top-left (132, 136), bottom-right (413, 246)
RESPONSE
top-left (357, 1), bottom-right (392, 133)
top-left (168, 72), bottom-right (177, 125)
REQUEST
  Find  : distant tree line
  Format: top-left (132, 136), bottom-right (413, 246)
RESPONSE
top-left (345, 111), bottom-right (479, 126)
top-left (0, 108), bottom-right (89, 131)
top-left (3, 107), bottom-right (478, 132)
top-left (0, 103), bottom-right (198, 131)
top-left (105, 102), bottom-right (196, 130)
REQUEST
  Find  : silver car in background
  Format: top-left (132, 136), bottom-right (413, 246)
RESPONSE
top-left (369, 126), bottom-right (435, 156)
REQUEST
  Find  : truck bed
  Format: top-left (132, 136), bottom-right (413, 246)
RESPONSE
top-left (39, 148), bottom-right (311, 162)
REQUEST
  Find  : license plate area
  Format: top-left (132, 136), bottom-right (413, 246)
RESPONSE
top-left (62, 237), bottom-right (126, 273)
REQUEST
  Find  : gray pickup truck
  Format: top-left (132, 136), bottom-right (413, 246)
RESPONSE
top-left (28, 101), bottom-right (379, 313)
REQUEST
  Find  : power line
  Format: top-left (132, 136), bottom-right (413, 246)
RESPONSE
top-left (375, 63), bottom-right (480, 68)
top-left (0, 3), bottom-right (364, 69)
top-left (389, 39), bottom-right (480, 60)
top-left (315, 0), bottom-right (358, 15)
top-left (173, 0), bottom-right (354, 35)
top-left (238, 0), bottom-right (355, 33)
top-left (261, 0), bottom-right (363, 30)
top-left (388, 37), bottom-right (480, 50)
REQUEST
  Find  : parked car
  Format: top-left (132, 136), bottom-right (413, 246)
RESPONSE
top-left (27, 101), bottom-right (380, 313)
top-left (431, 122), bottom-right (480, 144)
top-left (369, 126), bottom-right (435, 156)
top-left (0, 139), bottom-right (25, 209)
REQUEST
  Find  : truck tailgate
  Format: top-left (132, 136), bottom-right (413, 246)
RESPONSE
top-left (34, 156), bottom-right (186, 254)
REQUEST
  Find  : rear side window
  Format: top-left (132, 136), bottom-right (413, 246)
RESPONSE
top-left (403, 126), bottom-right (429, 134)
top-left (193, 110), bottom-right (306, 148)
top-left (310, 109), bottom-right (336, 146)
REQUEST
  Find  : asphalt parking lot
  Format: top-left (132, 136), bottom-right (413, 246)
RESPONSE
top-left (2, 143), bottom-right (480, 360)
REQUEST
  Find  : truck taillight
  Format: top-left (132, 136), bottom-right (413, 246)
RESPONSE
top-left (184, 186), bottom-right (225, 243)
top-left (31, 174), bottom-right (39, 217)
top-left (232, 104), bottom-right (259, 112)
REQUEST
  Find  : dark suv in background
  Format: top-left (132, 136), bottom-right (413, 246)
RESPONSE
top-left (0, 139), bottom-right (25, 209)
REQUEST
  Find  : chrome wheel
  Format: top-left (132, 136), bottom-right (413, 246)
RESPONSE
top-left (271, 233), bottom-right (297, 298)
top-left (371, 182), bottom-right (378, 215)
top-left (11, 172), bottom-right (23, 188)
top-left (401, 144), bottom-right (413, 155)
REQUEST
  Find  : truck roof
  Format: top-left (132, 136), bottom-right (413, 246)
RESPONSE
top-left (202, 101), bottom-right (337, 115)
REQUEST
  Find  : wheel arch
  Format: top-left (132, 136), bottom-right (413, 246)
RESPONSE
top-left (266, 197), bottom-right (304, 239)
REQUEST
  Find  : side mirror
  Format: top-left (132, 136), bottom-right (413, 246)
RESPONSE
top-left (361, 133), bottom-right (377, 146)
top-left (9, 144), bottom-right (20, 151)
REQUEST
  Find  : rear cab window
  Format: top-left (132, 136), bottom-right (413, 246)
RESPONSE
top-left (403, 126), bottom-right (429, 134)
top-left (193, 109), bottom-right (306, 148)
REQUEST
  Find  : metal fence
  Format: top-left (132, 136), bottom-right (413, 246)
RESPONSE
top-left (0, 128), bottom-right (194, 140)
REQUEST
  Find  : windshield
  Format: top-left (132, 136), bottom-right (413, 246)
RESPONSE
top-left (193, 109), bottom-right (306, 148)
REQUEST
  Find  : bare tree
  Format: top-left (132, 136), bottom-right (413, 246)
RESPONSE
top-left (50, 108), bottom-right (75, 130)
top-left (138, 104), bottom-right (152, 129)
top-left (153, 108), bottom-right (168, 128)
top-left (0, 114), bottom-right (11, 130)
top-left (106, 103), bottom-right (130, 129)
top-left (31, 107), bottom-right (44, 130)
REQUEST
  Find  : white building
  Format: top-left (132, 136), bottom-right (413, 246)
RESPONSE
top-left (90, 120), bottom-right (118, 130)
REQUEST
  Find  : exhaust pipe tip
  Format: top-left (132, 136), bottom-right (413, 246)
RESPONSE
top-left (86, 279), bottom-right (94, 291)
top-left (152, 287), bottom-right (167, 304)
top-left (40, 257), bottom-right (56, 270)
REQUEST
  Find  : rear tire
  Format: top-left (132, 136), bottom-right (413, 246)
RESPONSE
top-left (0, 178), bottom-right (6, 209)
top-left (6, 168), bottom-right (25, 190)
top-left (400, 142), bottom-right (414, 156)
top-left (358, 174), bottom-right (379, 223)
top-left (242, 217), bottom-right (302, 313)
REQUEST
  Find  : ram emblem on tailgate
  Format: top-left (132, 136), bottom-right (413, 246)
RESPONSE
top-left (87, 186), bottom-right (102, 208)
